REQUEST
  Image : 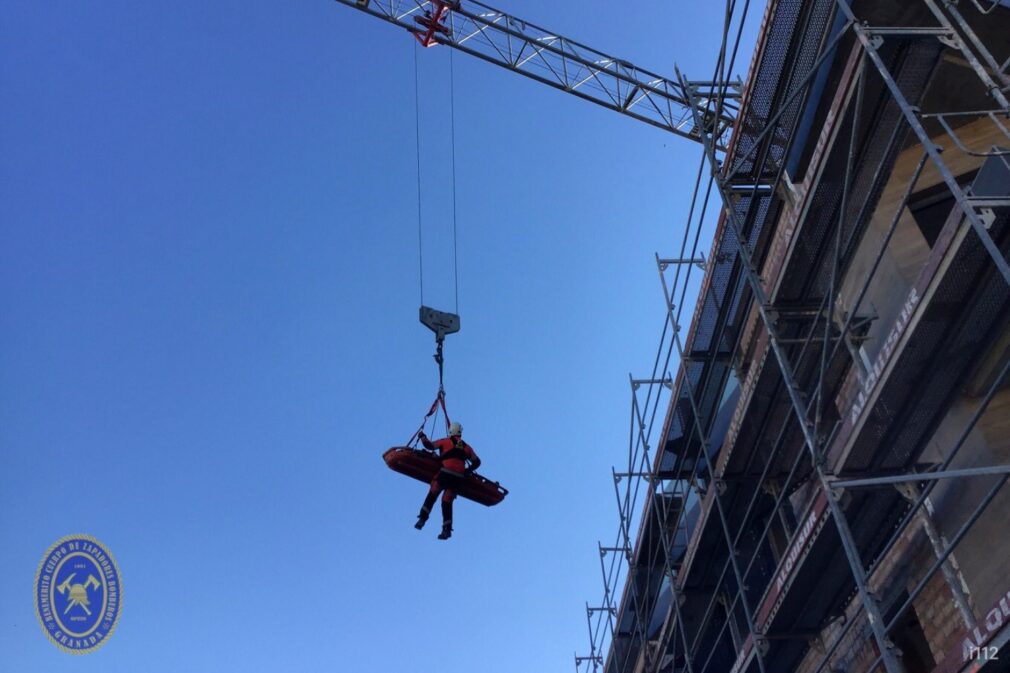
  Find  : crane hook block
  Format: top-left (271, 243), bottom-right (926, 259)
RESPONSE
top-left (419, 306), bottom-right (460, 342)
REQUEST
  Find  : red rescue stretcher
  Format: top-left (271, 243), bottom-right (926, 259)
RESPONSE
top-left (383, 446), bottom-right (508, 507)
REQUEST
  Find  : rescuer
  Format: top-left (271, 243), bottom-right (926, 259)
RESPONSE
top-left (414, 421), bottom-right (481, 540)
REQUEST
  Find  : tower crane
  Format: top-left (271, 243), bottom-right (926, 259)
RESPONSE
top-left (357, 1), bottom-right (745, 524)
top-left (335, 0), bottom-right (741, 149)
top-left (338, 0), bottom-right (743, 394)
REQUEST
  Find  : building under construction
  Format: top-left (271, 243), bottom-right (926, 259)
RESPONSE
top-left (335, 1), bottom-right (1009, 669)
top-left (579, 1), bottom-right (1010, 673)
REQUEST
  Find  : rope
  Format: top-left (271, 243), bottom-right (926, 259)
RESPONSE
top-left (413, 40), bottom-right (425, 305)
top-left (407, 389), bottom-right (451, 447)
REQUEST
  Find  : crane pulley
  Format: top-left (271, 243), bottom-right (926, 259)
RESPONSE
top-left (410, 0), bottom-right (453, 47)
top-left (419, 305), bottom-right (460, 392)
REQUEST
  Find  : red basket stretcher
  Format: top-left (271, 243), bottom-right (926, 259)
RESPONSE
top-left (383, 446), bottom-right (508, 507)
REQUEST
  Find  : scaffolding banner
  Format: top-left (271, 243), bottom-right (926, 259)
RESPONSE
top-left (754, 488), bottom-right (831, 630)
top-left (935, 587), bottom-right (1010, 673)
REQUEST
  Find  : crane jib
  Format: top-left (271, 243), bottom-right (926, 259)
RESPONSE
top-left (336, 0), bottom-right (741, 149)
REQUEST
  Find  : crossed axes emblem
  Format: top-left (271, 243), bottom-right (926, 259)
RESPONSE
top-left (56, 573), bottom-right (101, 615)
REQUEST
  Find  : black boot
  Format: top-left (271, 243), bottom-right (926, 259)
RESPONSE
top-left (415, 492), bottom-right (437, 530)
top-left (437, 521), bottom-right (453, 540)
top-left (437, 500), bottom-right (453, 540)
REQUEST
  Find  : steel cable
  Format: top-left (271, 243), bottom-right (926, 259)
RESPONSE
top-left (414, 40), bottom-right (425, 305)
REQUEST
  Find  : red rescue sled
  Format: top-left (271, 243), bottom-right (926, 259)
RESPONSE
top-left (383, 446), bottom-right (508, 507)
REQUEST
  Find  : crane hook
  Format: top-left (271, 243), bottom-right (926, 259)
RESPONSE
top-left (419, 305), bottom-right (460, 391)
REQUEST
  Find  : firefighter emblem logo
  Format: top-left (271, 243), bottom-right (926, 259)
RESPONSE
top-left (35, 535), bottom-right (122, 654)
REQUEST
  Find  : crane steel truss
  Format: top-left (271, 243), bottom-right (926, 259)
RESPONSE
top-left (580, 1), bottom-right (1010, 672)
top-left (335, 0), bottom-right (741, 147)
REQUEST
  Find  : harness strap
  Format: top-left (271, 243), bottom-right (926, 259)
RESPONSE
top-left (441, 445), bottom-right (469, 462)
top-left (406, 389), bottom-right (452, 447)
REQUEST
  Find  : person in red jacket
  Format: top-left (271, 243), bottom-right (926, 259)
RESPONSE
top-left (414, 421), bottom-right (481, 540)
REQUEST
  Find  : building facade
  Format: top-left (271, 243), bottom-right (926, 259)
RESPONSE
top-left (584, 2), bottom-right (1010, 673)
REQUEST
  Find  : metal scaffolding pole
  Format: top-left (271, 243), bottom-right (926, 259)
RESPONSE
top-left (832, 464), bottom-right (1010, 489)
top-left (659, 271), bottom-right (772, 673)
top-left (656, 258), bottom-right (766, 669)
top-left (678, 52), bottom-right (910, 673)
top-left (601, 157), bottom-right (722, 671)
top-left (838, 2), bottom-right (1010, 288)
top-left (657, 29), bottom-right (879, 673)
top-left (664, 0), bottom-right (1006, 668)
top-left (606, 216), bottom-right (746, 672)
top-left (601, 15), bottom-right (864, 658)
top-left (586, 3), bottom-right (1010, 670)
top-left (895, 482), bottom-right (978, 631)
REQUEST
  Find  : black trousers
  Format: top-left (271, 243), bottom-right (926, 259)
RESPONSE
top-left (420, 469), bottom-right (463, 524)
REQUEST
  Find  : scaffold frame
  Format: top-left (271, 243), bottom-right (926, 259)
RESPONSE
top-left (578, 1), bottom-right (1010, 672)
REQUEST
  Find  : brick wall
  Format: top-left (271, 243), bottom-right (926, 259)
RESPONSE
top-left (907, 538), bottom-right (974, 664)
top-left (789, 512), bottom-right (978, 672)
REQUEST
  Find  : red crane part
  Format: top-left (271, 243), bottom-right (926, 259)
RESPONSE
top-left (412, 1), bottom-right (452, 47)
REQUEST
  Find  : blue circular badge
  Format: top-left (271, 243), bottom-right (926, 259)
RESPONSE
top-left (35, 535), bottom-right (123, 654)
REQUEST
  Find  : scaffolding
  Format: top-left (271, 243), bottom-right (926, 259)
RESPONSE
top-left (577, 1), bottom-right (1010, 672)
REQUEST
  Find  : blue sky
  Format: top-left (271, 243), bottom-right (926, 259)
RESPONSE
top-left (1, 2), bottom-right (758, 670)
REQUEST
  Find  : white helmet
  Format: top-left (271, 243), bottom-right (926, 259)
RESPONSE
top-left (448, 421), bottom-right (463, 437)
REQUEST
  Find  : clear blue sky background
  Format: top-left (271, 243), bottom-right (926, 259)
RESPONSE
top-left (1, 2), bottom-right (758, 671)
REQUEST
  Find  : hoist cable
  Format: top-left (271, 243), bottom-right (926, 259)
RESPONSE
top-left (449, 47), bottom-right (460, 314)
top-left (413, 40), bottom-right (425, 305)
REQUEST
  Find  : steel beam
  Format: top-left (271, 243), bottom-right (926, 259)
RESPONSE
top-left (333, 0), bottom-right (739, 145)
top-left (831, 464), bottom-right (1010, 488)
